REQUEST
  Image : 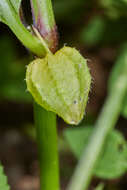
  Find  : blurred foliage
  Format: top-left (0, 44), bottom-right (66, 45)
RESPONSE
top-left (99, 0), bottom-right (127, 19)
top-left (108, 44), bottom-right (127, 118)
top-left (64, 125), bottom-right (127, 179)
top-left (95, 183), bottom-right (104, 190)
top-left (0, 0), bottom-right (127, 189)
top-left (53, 0), bottom-right (92, 22)
top-left (80, 16), bottom-right (127, 47)
top-left (80, 16), bottom-right (106, 47)
top-left (123, 99), bottom-right (127, 118)
top-left (0, 36), bottom-right (32, 102)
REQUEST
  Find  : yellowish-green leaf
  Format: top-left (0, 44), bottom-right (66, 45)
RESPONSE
top-left (26, 46), bottom-right (91, 125)
top-left (0, 0), bottom-right (21, 23)
top-left (10, 0), bottom-right (21, 13)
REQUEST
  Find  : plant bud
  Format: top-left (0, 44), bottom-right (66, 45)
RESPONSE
top-left (26, 46), bottom-right (91, 125)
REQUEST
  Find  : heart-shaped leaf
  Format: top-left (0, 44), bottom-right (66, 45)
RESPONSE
top-left (26, 46), bottom-right (91, 125)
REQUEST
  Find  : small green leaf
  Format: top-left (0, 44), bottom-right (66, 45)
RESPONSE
top-left (108, 45), bottom-right (127, 118)
top-left (0, 164), bottom-right (10, 190)
top-left (26, 46), bottom-right (91, 125)
top-left (64, 126), bottom-right (127, 179)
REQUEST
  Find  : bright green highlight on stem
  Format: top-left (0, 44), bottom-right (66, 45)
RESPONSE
top-left (26, 46), bottom-right (91, 125)
top-left (34, 103), bottom-right (59, 190)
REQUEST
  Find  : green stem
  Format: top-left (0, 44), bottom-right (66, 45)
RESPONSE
top-left (31, 0), bottom-right (55, 30)
top-left (0, 0), bottom-right (47, 57)
top-left (34, 103), bottom-right (60, 190)
top-left (67, 75), bottom-right (127, 190)
top-left (30, 0), bottom-right (58, 52)
top-left (30, 0), bottom-right (59, 189)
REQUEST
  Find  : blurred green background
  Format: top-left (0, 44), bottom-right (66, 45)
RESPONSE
top-left (1, 0), bottom-right (127, 189)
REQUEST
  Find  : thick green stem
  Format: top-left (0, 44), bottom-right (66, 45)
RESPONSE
top-left (34, 103), bottom-right (60, 190)
top-left (67, 75), bottom-right (127, 190)
top-left (0, 0), bottom-right (47, 57)
top-left (30, 0), bottom-right (58, 52)
top-left (31, 0), bottom-right (55, 30)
